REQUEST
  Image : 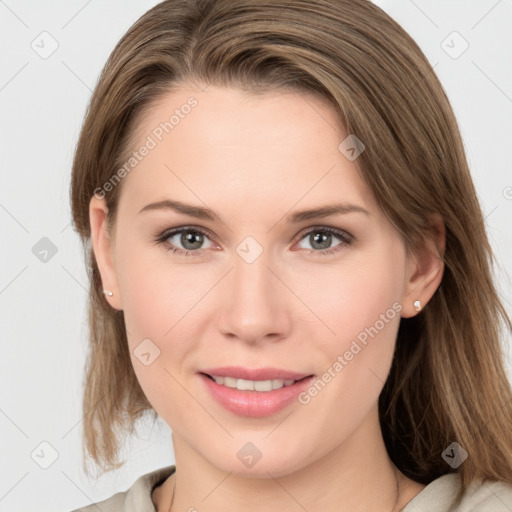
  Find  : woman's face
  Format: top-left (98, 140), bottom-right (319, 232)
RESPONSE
top-left (92, 85), bottom-right (430, 477)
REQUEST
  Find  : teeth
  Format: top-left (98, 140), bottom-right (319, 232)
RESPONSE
top-left (223, 376), bottom-right (235, 387)
top-left (210, 375), bottom-right (297, 391)
top-left (237, 378), bottom-right (255, 391)
top-left (255, 380), bottom-right (272, 391)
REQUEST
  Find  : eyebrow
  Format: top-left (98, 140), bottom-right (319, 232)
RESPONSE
top-left (138, 200), bottom-right (221, 221)
top-left (138, 199), bottom-right (370, 222)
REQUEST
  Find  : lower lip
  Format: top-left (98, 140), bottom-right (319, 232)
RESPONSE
top-left (199, 373), bottom-right (315, 418)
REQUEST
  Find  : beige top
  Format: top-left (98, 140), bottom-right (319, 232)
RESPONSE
top-left (70, 465), bottom-right (512, 511)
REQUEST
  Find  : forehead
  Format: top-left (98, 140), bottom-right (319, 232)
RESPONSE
top-left (116, 85), bottom-right (376, 217)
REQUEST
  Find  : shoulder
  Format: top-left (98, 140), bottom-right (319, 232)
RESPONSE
top-left (69, 465), bottom-right (176, 512)
top-left (403, 473), bottom-right (512, 512)
top-left (457, 477), bottom-right (512, 511)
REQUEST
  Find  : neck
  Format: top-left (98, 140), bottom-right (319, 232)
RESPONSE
top-left (155, 407), bottom-right (425, 512)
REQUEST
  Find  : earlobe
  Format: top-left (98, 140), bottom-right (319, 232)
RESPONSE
top-left (89, 196), bottom-right (123, 310)
top-left (401, 215), bottom-right (445, 318)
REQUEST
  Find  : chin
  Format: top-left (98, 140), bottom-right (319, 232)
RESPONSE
top-left (206, 444), bottom-right (310, 479)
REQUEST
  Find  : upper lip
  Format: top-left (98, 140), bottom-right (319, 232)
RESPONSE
top-left (200, 366), bottom-right (313, 381)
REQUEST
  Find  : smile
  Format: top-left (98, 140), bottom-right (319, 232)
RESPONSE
top-left (204, 374), bottom-right (299, 391)
top-left (199, 370), bottom-right (315, 417)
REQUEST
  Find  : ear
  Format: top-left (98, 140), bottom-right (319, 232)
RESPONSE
top-left (401, 214), bottom-right (445, 318)
top-left (89, 195), bottom-right (123, 310)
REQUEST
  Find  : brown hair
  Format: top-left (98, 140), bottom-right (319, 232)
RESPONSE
top-left (70, 0), bottom-right (512, 498)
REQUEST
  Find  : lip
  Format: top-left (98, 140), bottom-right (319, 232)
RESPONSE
top-left (198, 367), bottom-right (315, 418)
top-left (200, 366), bottom-right (311, 381)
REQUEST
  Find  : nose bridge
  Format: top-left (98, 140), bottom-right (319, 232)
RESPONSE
top-left (234, 245), bottom-right (273, 301)
top-left (218, 236), bottom-right (290, 343)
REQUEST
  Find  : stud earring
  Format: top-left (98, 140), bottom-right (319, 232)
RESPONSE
top-left (102, 290), bottom-right (113, 297)
top-left (413, 300), bottom-right (422, 312)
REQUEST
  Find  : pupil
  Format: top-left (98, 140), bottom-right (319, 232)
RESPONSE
top-left (182, 231), bottom-right (203, 250)
top-left (312, 232), bottom-right (330, 250)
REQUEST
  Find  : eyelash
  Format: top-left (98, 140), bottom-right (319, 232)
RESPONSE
top-left (153, 225), bottom-right (353, 257)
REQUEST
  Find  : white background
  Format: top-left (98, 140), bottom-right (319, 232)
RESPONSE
top-left (1, 1), bottom-right (511, 511)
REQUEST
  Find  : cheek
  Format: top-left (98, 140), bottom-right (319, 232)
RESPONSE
top-left (293, 250), bottom-right (405, 351)
top-left (114, 239), bottom-right (223, 407)
top-left (292, 247), bottom-right (406, 423)
top-left (113, 241), bottom-right (184, 379)
top-left (116, 235), bottom-right (209, 338)
top-left (292, 262), bottom-right (403, 450)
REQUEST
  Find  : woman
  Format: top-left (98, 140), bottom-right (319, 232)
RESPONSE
top-left (69, 0), bottom-right (512, 510)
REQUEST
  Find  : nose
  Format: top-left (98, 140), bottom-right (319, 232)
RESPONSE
top-left (217, 247), bottom-right (292, 345)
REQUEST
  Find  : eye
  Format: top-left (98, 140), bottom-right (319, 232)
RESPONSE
top-left (154, 225), bottom-right (353, 257)
top-left (154, 226), bottom-right (216, 256)
top-left (294, 226), bottom-right (353, 256)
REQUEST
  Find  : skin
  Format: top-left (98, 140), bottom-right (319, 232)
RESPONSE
top-left (90, 85), bottom-right (444, 512)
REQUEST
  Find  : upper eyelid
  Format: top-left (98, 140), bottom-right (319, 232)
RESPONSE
top-left (160, 225), bottom-right (216, 242)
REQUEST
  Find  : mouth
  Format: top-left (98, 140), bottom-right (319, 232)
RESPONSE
top-left (198, 367), bottom-right (315, 417)
top-left (200, 373), bottom-right (310, 392)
